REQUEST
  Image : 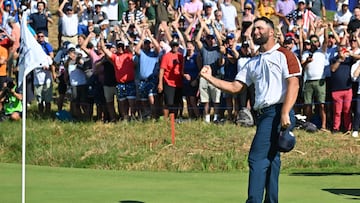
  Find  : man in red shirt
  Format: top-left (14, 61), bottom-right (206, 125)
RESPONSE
top-left (100, 37), bottom-right (136, 121)
top-left (158, 39), bottom-right (184, 119)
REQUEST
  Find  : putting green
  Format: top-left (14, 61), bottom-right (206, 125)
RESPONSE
top-left (1, 163), bottom-right (359, 202)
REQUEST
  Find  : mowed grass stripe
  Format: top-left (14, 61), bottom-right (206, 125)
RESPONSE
top-left (1, 163), bottom-right (360, 203)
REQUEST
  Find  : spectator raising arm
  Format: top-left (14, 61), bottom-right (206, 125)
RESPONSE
top-left (100, 34), bottom-right (113, 59)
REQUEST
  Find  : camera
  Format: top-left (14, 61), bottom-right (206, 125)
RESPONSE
top-left (6, 80), bottom-right (14, 89)
top-left (308, 53), bottom-right (313, 58)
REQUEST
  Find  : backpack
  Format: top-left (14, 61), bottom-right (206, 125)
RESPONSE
top-left (235, 107), bottom-right (254, 127)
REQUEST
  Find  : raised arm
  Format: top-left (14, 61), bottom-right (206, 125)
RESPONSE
top-left (134, 29), bottom-right (146, 55)
top-left (74, 0), bottom-right (84, 17)
top-left (195, 19), bottom-right (205, 50)
top-left (200, 65), bottom-right (245, 94)
top-left (100, 34), bottom-right (113, 59)
top-left (58, 0), bottom-right (68, 17)
top-left (147, 29), bottom-right (160, 54)
top-left (81, 32), bottom-right (95, 55)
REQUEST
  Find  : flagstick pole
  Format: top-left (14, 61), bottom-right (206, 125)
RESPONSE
top-left (21, 73), bottom-right (27, 203)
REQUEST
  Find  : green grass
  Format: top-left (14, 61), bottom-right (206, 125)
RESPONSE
top-left (1, 115), bottom-right (360, 172)
top-left (1, 163), bottom-right (360, 203)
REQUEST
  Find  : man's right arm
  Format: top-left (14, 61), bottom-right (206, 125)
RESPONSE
top-left (200, 65), bottom-right (245, 94)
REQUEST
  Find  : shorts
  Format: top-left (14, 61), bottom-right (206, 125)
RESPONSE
top-left (303, 79), bottom-right (326, 104)
top-left (163, 83), bottom-right (182, 106)
top-left (34, 83), bottom-right (53, 103)
top-left (199, 77), bottom-right (221, 103)
top-left (103, 85), bottom-right (117, 103)
top-left (138, 76), bottom-right (157, 100)
top-left (71, 85), bottom-right (89, 103)
top-left (116, 81), bottom-right (136, 101)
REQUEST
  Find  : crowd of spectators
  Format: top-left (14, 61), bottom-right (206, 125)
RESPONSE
top-left (0, 0), bottom-right (360, 135)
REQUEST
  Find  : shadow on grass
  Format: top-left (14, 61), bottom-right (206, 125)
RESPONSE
top-left (289, 172), bottom-right (360, 176)
top-left (119, 201), bottom-right (145, 203)
top-left (322, 189), bottom-right (360, 200)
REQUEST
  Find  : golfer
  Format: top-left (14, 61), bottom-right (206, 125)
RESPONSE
top-left (200, 17), bottom-right (301, 203)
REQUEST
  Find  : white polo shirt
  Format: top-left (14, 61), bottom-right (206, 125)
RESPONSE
top-left (302, 49), bottom-right (326, 81)
top-left (236, 43), bottom-right (302, 110)
top-left (61, 14), bottom-right (79, 36)
top-left (220, 3), bottom-right (237, 31)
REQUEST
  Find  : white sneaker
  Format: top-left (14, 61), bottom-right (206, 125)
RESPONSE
top-left (352, 131), bottom-right (359, 138)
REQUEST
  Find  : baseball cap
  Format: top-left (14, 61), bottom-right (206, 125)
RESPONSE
top-left (4, 1), bottom-right (10, 6)
top-left (99, 19), bottom-right (109, 26)
top-left (170, 39), bottom-right (180, 47)
top-left (285, 32), bottom-right (295, 39)
top-left (116, 40), bottom-right (125, 47)
top-left (204, 2), bottom-right (212, 7)
top-left (298, 0), bottom-right (306, 4)
top-left (206, 33), bottom-right (215, 39)
top-left (343, 0), bottom-right (349, 5)
top-left (304, 39), bottom-right (311, 44)
top-left (278, 128), bottom-right (296, 153)
top-left (226, 32), bottom-right (235, 40)
top-left (105, 42), bottom-right (115, 49)
top-left (94, 1), bottom-right (102, 6)
top-left (144, 37), bottom-right (152, 43)
top-left (66, 5), bottom-right (73, 10)
top-left (171, 32), bottom-right (179, 39)
top-left (67, 43), bottom-right (76, 51)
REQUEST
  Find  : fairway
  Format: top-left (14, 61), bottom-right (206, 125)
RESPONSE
top-left (1, 163), bottom-right (360, 202)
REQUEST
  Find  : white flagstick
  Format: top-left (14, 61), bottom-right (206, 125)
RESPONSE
top-left (21, 73), bottom-right (27, 203)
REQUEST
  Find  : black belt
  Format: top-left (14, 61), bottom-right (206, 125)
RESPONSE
top-left (255, 104), bottom-right (282, 115)
top-left (306, 79), bottom-right (325, 82)
top-left (63, 34), bottom-right (77, 38)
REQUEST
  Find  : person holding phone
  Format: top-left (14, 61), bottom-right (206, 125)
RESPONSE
top-left (301, 24), bottom-right (329, 132)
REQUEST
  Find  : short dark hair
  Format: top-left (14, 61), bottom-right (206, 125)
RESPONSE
top-left (253, 17), bottom-right (274, 30)
top-left (37, 1), bottom-right (45, 7)
top-left (308, 34), bottom-right (319, 41)
top-left (36, 30), bottom-right (44, 35)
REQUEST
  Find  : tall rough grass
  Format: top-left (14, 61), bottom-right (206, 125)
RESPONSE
top-left (1, 115), bottom-right (360, 172)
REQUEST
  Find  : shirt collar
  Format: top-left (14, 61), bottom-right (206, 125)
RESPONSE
top-left (259, 43), bottom-right (280, 55)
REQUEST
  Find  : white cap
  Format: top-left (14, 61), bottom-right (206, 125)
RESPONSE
top-left (94, 0), bottom-right (102, 6)
top-left (144, 37), bottom-right (152, 42)
top-left (67, 43), bottom-right (76, 50)
top-left (343, 0), bottom-right (349, 5)
top-left (298, 0), bottom-right (306, 4)
top-left (99, 19), bottom-right (109, 26)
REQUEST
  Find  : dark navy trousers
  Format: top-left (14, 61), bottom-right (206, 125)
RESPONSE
top-left (246, 104), bottom-right (295, 203)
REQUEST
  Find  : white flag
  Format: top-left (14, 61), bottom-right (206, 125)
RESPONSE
top-left (18, 13), bottom-right (52, 87)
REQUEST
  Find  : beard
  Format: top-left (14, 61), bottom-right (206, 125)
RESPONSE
top-left (252, 32), bottom-right (269, 46)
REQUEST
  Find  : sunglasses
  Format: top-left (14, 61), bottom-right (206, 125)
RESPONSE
top-left (310, 40), bottom-right (319, 43)
top-left (38, 35), bottom-right (45, 38)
